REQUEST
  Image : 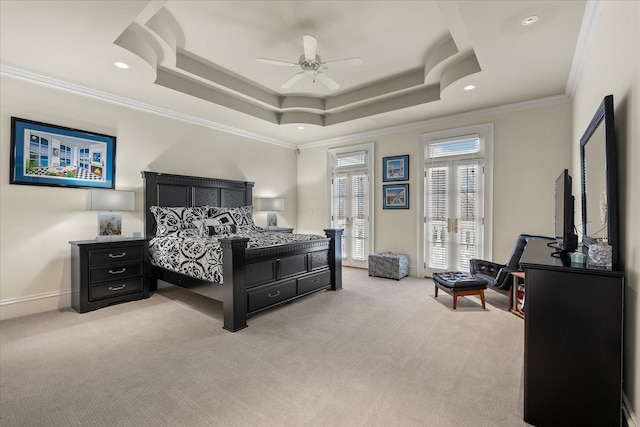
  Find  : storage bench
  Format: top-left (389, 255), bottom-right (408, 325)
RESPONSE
top-left (432, 271), bottom-right (487, 309)
top-left (368, 252), bottom-right (409, 280)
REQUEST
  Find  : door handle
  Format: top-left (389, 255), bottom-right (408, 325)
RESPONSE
top-left (454, 218), bottom-right (459, 233)
top-left (447, 218), bottom-right (451, 233)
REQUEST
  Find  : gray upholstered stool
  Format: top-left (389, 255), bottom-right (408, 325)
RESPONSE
top-left (368, 252), bottom-right (409, 280)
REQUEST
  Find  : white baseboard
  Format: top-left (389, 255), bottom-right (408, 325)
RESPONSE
top-left (624, 393), bottom-right (638, 427)
top-left (0, 290), bottom-right (72, 321)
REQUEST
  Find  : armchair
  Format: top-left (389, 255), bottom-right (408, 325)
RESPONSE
top-left (469, 234), bottom-right (554, 294)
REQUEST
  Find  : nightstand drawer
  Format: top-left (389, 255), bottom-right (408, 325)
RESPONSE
top-left (89, 277), bottom-right (144, 301)
top-left (90, 262), bottom-right (142, 284)
top-left (248, 279), bottom-right (296, 312)
top-left (89, 246), bottom-right (142, 266)
top-left (297, 270), bottom-right (331, 294)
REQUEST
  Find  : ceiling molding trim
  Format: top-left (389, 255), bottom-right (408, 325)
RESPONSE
top-left (0, 64), bottom-right (295, 149)
top-left (299, 94), bottom-right (571, 150)
top-left (565, 0), bottom-right (603, 97)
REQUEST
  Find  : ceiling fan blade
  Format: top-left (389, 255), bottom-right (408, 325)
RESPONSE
top-left (323, 57), bottom-right (364, 69)
top-left (315, 72), bottom-right (340, 90)
top-left (303, 35), bottom-right (317, 61)
top-left (281, 72), bottom-right (305, 88)
top-left (257, 58), bottom-right (298, 67)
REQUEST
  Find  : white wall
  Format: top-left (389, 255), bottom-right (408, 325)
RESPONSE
top-left (570, 0), bottom-right (640, 419)
top-left (0, 76), bottom-right (298, 320)
top-left (297, 101), bottom-right (573, 272)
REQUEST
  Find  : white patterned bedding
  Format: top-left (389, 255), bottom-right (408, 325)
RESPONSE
top-left (149, 228), bottom-right (325, 283)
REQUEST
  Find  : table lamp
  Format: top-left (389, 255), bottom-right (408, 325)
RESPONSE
top-left (259, 197), bottom-right (284, 229)
top-left (87, 189), bottom-right (135, 240)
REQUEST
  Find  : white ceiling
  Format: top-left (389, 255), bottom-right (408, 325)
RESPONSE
top-left (0, 1), bottom-right (587, 147)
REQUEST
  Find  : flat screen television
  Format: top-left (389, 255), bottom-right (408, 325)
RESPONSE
top-left (553, 169), bottom-right (578, 255)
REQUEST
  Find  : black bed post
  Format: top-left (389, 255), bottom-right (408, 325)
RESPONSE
top-left (219, 237), bottom-right (250, 332)
top-left (324, 229), bottom-right (343, 291)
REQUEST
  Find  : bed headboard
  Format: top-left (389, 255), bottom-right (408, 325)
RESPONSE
top-left (142, 171), bottom-right (254, 238)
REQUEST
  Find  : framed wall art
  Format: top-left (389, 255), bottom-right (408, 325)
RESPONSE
top-left (10, 117), bottom-right (116, 189)
top-left (383, 154), bottom-right (409, 182)
top-left (383, 183), bottom-right (409, 209)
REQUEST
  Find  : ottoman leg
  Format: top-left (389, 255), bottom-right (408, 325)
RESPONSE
top-left (480, 290), bottom-right (486, 309)
top-left (434, 285), bottom-right (439, 297)
top-left (453, 293), bottom-right (458, 309)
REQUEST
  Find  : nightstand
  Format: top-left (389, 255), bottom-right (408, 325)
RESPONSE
top-left (264, 226), bottom-right (294, 233)
top-left (69, 238), bottom-right (149, 313)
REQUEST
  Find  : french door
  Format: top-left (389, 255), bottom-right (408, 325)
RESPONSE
top-left (425, 159), bottom-right (483, 276)
top-left (332, 172), bottom-right (370, 268)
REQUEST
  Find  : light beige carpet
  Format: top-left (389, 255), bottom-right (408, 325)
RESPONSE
top-left (0, 268), bottom-right (530, 426)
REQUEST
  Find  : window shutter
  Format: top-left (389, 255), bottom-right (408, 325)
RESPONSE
top-left (456, 163), bottom-right (480, 271)
top-left (427, 166), bottom-right (449, 269)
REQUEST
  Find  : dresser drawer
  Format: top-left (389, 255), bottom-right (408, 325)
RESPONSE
top-left (297, 270), bottom-right (331, 294)
top-left (248, 279), bottom-right (296, 312)
top-left (90, 262), bottom-right (142, 284)
top-left (89, 277), bottom-right (144, 301)
top-left (89, 246), bottom-right (142, 267)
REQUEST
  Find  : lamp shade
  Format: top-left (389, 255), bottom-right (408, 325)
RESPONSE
top-left (88, 190), bottom-right (135, 211)
top-left (259, 197), bottom-right (284, 212)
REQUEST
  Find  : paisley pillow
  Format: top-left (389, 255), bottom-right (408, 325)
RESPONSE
top-left (150, 206), bottom-right (207, 236)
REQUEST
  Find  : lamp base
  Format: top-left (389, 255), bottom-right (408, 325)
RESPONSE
top-left (267, 211), bottom-right (278, 227)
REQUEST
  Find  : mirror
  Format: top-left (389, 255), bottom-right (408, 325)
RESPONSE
top-left (580, 95), bottom-right (619, 265)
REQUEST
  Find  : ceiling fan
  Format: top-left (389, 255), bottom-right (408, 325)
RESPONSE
top-left (256, 35), bottom-right (363, 90)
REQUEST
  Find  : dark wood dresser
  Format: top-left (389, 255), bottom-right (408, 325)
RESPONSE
top-left (520, 239), bottom-right (624, 426)
top-left (70, 238), bottom-right (149, 313)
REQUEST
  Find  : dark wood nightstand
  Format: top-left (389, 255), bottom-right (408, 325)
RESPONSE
top-left (264, 226), bottom-right (294, 233)
top-left (69, 238), bottom-right (149, 313)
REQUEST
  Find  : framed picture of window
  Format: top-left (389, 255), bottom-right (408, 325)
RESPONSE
top-left (9, 117), bottom-right (116, 189)
top-left (383, 155), bottom-right (409, 181)
top-left (383, 184), bottom-right (409, 209)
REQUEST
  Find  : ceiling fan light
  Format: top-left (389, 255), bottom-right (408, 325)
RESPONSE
top-left (464, 84), bottom-right (476, 91)
top-left (521, 15), bottom-right (539, 26)
top-left (114, 61), bottom-right (129, 69)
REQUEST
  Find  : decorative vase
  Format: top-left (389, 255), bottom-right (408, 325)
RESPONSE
top-left (587, 243), bottom-right (612, 269)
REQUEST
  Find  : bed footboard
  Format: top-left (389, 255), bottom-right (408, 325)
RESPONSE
top-left (219, 229), bottom-right (343, 332)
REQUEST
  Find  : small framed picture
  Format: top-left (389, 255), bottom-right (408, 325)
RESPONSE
top-left (383, 155), bottom-right (409, 182)
top-left (10, 117), bottom-right (116, 189)
top-left (383, 184), bottom-right (409, 209)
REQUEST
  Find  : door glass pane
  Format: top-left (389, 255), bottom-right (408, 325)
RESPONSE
top-left (333, 174), bottom-right (347, 259)
top-left (427, 166), bottom-right (449, 269)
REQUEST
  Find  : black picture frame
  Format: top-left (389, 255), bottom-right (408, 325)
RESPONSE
top-left (383, 155), bottom-right (409, 182)
top-left (383, 184), bottom-right (409, 209)
top-left (10, 117), bottom-right (116, 189)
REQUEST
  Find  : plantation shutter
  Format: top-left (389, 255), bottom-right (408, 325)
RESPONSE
top-left (456, 163), bottom-right (480, 271)
top-left (426, 165), bottom-right (449, 269)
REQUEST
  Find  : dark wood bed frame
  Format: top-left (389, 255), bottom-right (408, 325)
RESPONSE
top-left (142, 171), bottom-right (342, 332)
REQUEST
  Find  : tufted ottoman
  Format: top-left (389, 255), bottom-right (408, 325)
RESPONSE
top-left (368, 252), bottom-right (409, 280)
top-left (432, 271), bottom-right (487, 309)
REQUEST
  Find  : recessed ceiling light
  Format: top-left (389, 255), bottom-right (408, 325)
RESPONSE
top-left (114, 61), bottom-right (129, 69)
top-left (464, 85), bottom-right (476, 91)
top-left (521, 15), bottom-right (539, 26)
top-left (297, 126), bottom-right (305, 130)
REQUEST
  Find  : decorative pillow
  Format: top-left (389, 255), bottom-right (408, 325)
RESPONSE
top-left (150, 206), bottom-right (207, 236)
top-left (206, 206), bottom-right (258, 230)
top-left (207, 224), bottom-right (237, 236)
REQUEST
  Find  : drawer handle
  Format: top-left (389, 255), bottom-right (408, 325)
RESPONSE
top-left (108, 284), bottom-right (126, 291)
top-left (109, 252), bottom-right (126, 259)
top-left (312, 279), bottom-right (320, 283)
top-left (268, 291), bottom-right (281, 298)
top-left (109, 268), bottom-right (126, 275)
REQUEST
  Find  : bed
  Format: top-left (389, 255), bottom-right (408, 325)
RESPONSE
top-left (142, 171), bottom-right (343, 332)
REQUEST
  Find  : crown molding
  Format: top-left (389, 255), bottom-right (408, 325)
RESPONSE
top-left (0, 64), bottom-right (296, 149)
top-left (565, 0), bottom-right (603, 97)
